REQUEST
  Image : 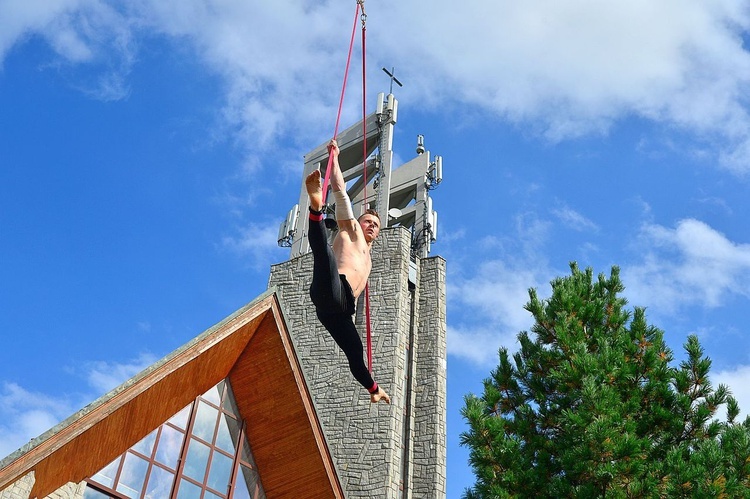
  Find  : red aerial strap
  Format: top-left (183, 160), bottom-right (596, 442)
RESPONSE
top-left (320, 2), bottom-right (374, 374)
top-left (320, 3), bottom-right (361, 203)
top-left (360, 8), bottom-right (373, 373)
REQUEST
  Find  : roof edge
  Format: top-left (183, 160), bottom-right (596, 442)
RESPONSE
top-left (0, 289), bottom-right (277, 488)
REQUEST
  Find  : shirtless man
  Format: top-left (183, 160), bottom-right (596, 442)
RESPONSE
top-left (305, 139), bottom-right (391, 404)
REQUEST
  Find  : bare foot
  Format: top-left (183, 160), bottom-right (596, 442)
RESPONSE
top-left (305, 169), bottom-right (323, 211)
top-left (370, 386), bottom-right (391, 404)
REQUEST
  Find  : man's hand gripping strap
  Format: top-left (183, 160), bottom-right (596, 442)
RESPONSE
top-left (333, 190), bottom-right (355, 221)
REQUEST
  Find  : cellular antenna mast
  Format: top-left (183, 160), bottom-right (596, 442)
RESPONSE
top-left (382, 67), bottom-right (403, 95)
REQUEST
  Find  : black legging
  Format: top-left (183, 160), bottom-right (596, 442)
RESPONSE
top-left (308, 211), bottom-right (376, 392)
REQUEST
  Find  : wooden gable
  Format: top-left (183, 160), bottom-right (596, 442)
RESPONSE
top-left (0, 291), bottom-right (343, 499)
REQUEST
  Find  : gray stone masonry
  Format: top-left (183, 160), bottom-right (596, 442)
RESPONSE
top-left (0, 473), bottom-right (85, 499)
top-left (269, 226), bottom-right (447, 498)
top-left (0, 472), bottom-right (34, 499)
top-left (412, 256), bottom-right (447, 498)
top-left (43, 482), bottom-right (86, 499)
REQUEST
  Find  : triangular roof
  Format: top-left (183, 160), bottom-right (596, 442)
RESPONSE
top-left (0, 290), bottom-right (343, 498)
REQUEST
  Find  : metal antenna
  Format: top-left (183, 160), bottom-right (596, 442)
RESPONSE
top-left (382, 67), bottom-right (403, 94)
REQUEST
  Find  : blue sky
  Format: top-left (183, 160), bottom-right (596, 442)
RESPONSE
top-left (2, 1), bottom-right (750, 496)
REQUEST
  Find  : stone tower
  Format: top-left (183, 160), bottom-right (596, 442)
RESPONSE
top-left (269, 93), bottom-right (447, 498)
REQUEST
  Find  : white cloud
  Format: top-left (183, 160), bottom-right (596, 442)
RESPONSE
top-left (437, 226), bottom-right (466, 244)
top-left (382, 1), bottom-right (750, 168)
top-left (126, 0), bottom-right (357, 152)
top-left (552, 205), bottom-right (599, 232)
top-left (447, 216), bottom-right (750, 369)
top-left (713, 364), bottom-right (750, 422)
top-left (448, 258), bottom-right (551, 367)
top-left (0, 0), bottom-right (83, 61)
top-left (0, 385), bottom-right (71, 459)
top-left (443, 198), bottom-right (564, 368)
top-left (695, 196), bottom-right (734, 216)
top-left (448, 325), bottom-right (518, 368)
top-left (0, 382), bottom-right (74, 459)
top-left (2, 1), bottom-right (750, 170)
top-left (0, 0), bottom-right (135, 99)
top-left (81, 352), bottom-right (158, 393)
top-left (514, 211), bottom-right (553, 251)
top-left (0, 354), bottom-right (158, 460)
top-left (451, 260), bottom-right (543, 327)
top-left (221, 219), bottom-right (287, 270)
top-left (624, 218), bottom-right (750, 313)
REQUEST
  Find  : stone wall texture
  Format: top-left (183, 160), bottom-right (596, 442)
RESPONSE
top-left (0, 472), bottom-right (34, 499)
top-left (412, 256), bottom-right (447, 498)
top-left (43, 482), bottom-right (85, 499)
top-left (0, 473), bottom-right (85, 499)
top-left (269, 226), bottom-right (447, 498)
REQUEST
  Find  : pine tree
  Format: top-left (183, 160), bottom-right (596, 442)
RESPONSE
top-left (461, 263), bottom-right (750, 498)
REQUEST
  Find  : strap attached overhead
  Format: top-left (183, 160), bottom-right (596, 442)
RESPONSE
top-left (320, 1), bottom-right (374, 374)
top-left (320, 1), bottom-right (365, 203)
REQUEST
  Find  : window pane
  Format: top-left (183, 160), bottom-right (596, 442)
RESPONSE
top-left (116, 452), bottom-right (148, 499)
top-left (215, 414), bottom-right (240, 454)
top-left (202, 384), bottom-right (222, 406)
top-left (84, 486), bottom-right (113, 499)
top-left (235, 464), bottom-right (260, 499)
top-left (204, 491), bottom-right (223, 499)
top-left (192, 401), bottom-right (219, 443)
top-left (183, 438), bottom-right (211, 483)
top-left (132, 429), bottom-right (157, 457)
top-left (221, 383), bottom-right (239, 415)
top-left (231, 478), bottom-right (251, 499)
top-left (239, 439), bottom-right (257, 468)
top-left (144, 465), bottom-right (174, 498)
top-left (90, 456), bottom-right (121, 488)
top-left (207, 451), bottom-right (233, 494)
top-left (155, 425), bottom-right (185, 470)
top-left (175, 478), bottom-right (202, 499)
top-left (169, 404), bottom-right (192, 430)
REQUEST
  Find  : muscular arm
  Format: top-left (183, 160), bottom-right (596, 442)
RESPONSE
top-left (325, 140), bottom-right (373, 297)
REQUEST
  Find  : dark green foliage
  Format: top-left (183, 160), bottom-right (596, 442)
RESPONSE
top-left (461, 263), bottom-right (750, 498)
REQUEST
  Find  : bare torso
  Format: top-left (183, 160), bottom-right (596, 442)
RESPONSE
top-left (333, 225), bottom-right (372, 299)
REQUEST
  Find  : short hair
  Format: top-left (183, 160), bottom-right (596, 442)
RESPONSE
top-left (358, 208), bottom-right (380, 223)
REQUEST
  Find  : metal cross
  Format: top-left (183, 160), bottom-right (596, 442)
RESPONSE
top-left (382, 67), bottom-right (403, 94)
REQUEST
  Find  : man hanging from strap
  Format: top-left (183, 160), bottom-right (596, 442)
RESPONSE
top-left (305, 138), bottom-right (390, 404)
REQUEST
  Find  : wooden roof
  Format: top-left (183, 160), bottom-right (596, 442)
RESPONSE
top-left (0, 291), bottom-right (343, 499)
